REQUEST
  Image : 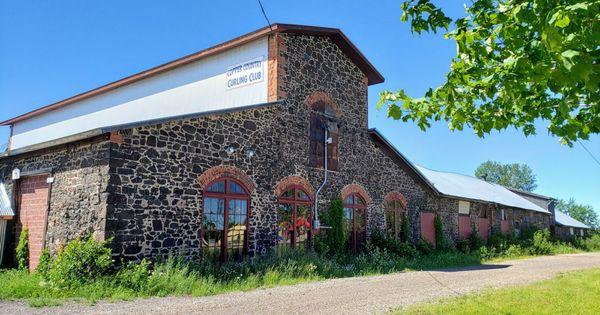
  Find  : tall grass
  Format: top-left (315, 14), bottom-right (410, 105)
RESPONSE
top-left (1, 229), bottom-right (597, 307)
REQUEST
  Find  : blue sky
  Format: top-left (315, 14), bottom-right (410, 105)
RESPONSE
top-left (1, 0), bottom-right (598, 213)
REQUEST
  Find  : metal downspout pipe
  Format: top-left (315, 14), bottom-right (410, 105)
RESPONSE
top-left (313, 127), bottom-right (332, 230)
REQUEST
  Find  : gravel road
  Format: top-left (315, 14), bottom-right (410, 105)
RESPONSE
top-left (2, 253), bottom-right (599, 315)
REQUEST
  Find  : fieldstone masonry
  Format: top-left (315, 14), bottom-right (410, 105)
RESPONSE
top-left (0, 32), bottom-right (551, 262)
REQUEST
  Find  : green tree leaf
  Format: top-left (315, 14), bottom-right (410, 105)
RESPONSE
top-left (380, 0), bottom-right (600, 146)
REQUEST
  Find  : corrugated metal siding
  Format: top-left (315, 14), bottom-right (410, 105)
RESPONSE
top-left (415, 165), bottom-right (549, 213)
top-left (0, 220), bottom-right (6, 265)
top-left (555, 210), bottom-right (590, 229)
top-left (0, 183), bottom-right (15, 217)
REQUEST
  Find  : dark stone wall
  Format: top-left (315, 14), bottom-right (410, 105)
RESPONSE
top-left (0, 33), bottom-right (554, 262)
top-left (104, 34), bottom-right (442, 260)
top-left (0, 138), bottom-right (111, 254)
top-left (554, 226), bottom-right (587, 241)
top-left (105, 106), bottom-right (285, 259)
top-left (437, 197), bottom-right (551, 243)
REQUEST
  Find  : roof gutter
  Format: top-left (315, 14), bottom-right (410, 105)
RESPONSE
top-left (1, 100), bottom-right (284, 159)
top-left (0, 129), bottom-right (107, 159)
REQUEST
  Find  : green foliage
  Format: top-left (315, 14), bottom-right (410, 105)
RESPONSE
top-left (556, 198), bottom-right (598, 228)
top-left (531, 229), bottom-right (555, 255)
top-left (320, 197), bottom-right (346, 254)
top-left (471, 229), bottom-right (588, 260)
top-left (1, 228), bottom-right (598, 307)
top-left (469, 223), bottom-right (483, 249)
top-left (114, 259), bottom-right (152, 292)
top-left (416, 238), bottom-right (434, 255)
top-left (433, 215), bottom-right (445, 249)
top-left (475, 161), bottom-right (537, 191)
top-left (572, 233), bottom-right (600, 251)
top-left (42, 236), bottom-right (113, 288)
top-left (379, 0), bottom-right (600, 145)
top-left (369, 230), bottom-right (419, 259)
top-left (36, 249), bottom-right (51, 277)
top-left (16, 228), bottom-right (29, 271)
top-left (402, 215), bottom-right (411, 243)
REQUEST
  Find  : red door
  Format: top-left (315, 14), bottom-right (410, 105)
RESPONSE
top-left (501, 220), bottom-right (510, 235)
top-left (17, 175), bottom-right (49, 271)
top-left (458, 216), bottom-right (472, 240)
top-left (420, 213), bottom-right (436, 247)
top-left (477, 218), bottom-right (489, 241)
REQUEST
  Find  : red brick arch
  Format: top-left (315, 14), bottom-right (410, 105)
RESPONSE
top-left (197, 165), bottom-right (256, 193)
top-left (274, 175), bottom-right (315, 197)
top-left (383, 191), bottom-right (408, 209)
top-left (305, 91), bottom-right (342, 117)
top-left (340, 183), bottom-right (370, 204)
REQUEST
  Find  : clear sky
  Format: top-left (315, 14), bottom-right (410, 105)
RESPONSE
top-left (1, 0), bottom-right (598, 213)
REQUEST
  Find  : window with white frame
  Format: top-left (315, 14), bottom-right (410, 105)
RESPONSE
top-left (580, 229), bottom-right (584, 237)
top-left (569, 227), bottom-right (574, 235)
top-left (458, 201), bottom-right (470, 215)
top-left (500, 209), bottom-right (507, 221)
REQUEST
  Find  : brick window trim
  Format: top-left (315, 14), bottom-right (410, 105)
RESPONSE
top-left (305, 91), bottom-right (342, 117)
top-left (197, 165), bottom-right (256, 193)
top-left (340, 183), bottom-right (370, 205)
top-left (274, 175), bottom-right (315, 197)
top-left (383, 191), bottom-right (408, 209)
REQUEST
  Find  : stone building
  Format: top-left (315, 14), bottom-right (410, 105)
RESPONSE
top-left (510, 189), bottom-right (591, 241)
top-left (0, 24), bottom-right (552, 266)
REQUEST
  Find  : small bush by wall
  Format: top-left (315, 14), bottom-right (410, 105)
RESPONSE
top-left (316, 197), bottom-right (346, 255)
top-left (15, 228), bottom-right (28, 271)
top-left (40, 236), bottom-right (113, 288)
top-left (368, 230), bottom-right (418, 259)
top-left (402, 215), bottom-right (410, 243)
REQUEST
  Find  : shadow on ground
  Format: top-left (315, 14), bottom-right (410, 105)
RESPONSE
top-left (435, 264), bottom-right (512, 272)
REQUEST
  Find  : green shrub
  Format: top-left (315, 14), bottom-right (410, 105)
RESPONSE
top-left (43, 236), bottom-right (113, 288)
top-left (434, 215), bottom-right (445, 250)
top-left (456, 239), bottom-right (472, 254)
top-left (572, 233), bottom-right (600, 251)
top-left (36, 249), bottom-right (51, 277)
top-left (416, 238), bottom-right (433, 255)
top-left (115, 259), bottom-right (152, 292)
top-left (469, 224), bottom-right (483, 249)
top-left (402, 216), bottom-right (410, 243)
top-left (321, 197), bottom-right (346, 254)
top-left (15, 228), bottom-right (29, 271)
top-left (369, 230), bottom-right (418, 259)
top-left (531, 229), bottom-right (554, 255)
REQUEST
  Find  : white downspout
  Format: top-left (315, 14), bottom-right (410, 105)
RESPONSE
top-left (313, 127), bottom-right (332, 230)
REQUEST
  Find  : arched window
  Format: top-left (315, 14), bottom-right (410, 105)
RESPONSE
top-left (385, 199), bottom-right (405, 241)
top-left (202, 177), bottom-right (250, 261)
top-left (344, 193), bottom-right (367, 252)
top-left (277, 186), bottom-right (312, 250)
top-left (308, 93), bottom-right (339, 170)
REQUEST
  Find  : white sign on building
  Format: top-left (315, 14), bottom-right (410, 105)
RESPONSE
top-left (226, 56), bottom-right (265, 90)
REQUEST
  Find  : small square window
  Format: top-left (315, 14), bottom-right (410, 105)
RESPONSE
top-left (458, 201), bottom-right (470, 215)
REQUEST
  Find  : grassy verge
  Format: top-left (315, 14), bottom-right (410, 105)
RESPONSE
top-left (1, 231), bottom-right (597, 307)
top-left (0, 250), bottom-right (482, 307)
top-left (398, 268), bottom-right (600, 314)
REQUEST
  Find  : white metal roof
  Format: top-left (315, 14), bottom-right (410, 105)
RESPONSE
top-left (415, 165), bottom-right (549, 213)
top-left (0, 183), bottom-right (15, 217)
top-left (555, 210), bottom-right (590, 229)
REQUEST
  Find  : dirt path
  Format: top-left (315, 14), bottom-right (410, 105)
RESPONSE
top-left (2, 253), bottom-right (600, 315)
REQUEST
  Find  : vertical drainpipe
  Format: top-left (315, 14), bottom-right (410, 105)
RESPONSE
top-left (313, 126), bottom-right (332, 230)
